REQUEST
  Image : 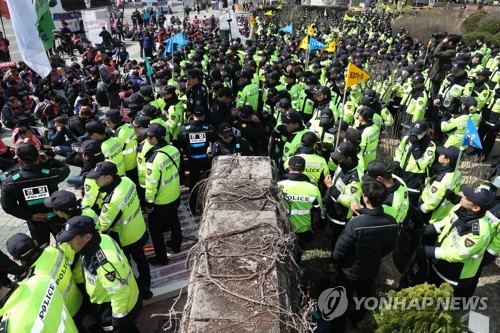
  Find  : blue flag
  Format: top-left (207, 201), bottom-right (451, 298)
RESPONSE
top-left (163, 38), bottom-right (175, 58)
top-left (173, 32), bottom-right (189, 46)
top-left (309, 38), bottom-right (326, 51)
top-left (462, 116), bottom-right (482, 149)
top-left (280, 25), bottom-right (293, 33)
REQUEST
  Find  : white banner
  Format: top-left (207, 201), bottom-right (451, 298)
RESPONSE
top-left (6, 0), bottom-right (51, 78)
top-left (82, 9), bottom-right (111, 47)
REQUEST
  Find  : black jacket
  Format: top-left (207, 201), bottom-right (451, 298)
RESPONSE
top-left (1, 159), bottom-right (70, 221)
top-left (332, 207), bottom-right (398, 281)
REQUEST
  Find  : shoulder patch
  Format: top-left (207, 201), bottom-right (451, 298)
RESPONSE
top-left (431, 186), bottom-right (438, 193)
top-left (85, 184), bottom-right (91, 192)
top-left (147, 168), bottom-right (152, 175)
top-left (105, 271), bottom-right (116, 282)
top-left (350, 186), bottom-right (357, 194)
top-left (102, 205), bottom-right (109, 213)
top-left (427, 150), bottom-right (434, 156)
top-left (464, 238), bottom-right (476, 247)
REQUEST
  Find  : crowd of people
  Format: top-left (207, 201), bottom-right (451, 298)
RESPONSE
top-left (0, 2), bottom-right (498, 332)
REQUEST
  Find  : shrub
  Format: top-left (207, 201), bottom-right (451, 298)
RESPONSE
top-left (476, 19), bottom-right (500, 35)
top-left (463, 31), bottom-right (497, 46)
top-left (374, 283), bottom-right (462, 333)
top-left (461, 9), bottom-right (489, 32)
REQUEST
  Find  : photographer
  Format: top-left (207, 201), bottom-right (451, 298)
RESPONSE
top-left (428, 34), bottom-right (461, 99)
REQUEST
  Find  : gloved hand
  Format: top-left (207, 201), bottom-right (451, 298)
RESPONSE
top-left (424, 223), bottom-right (438, 237)
top-left (415, 246), bottom-right (436, 258)
top-left (320, 142), bottom-right (333, 152)
top-left (444, 189), bottom-right (461, 204)
top-left (392, 161), bottom-right (402, 174)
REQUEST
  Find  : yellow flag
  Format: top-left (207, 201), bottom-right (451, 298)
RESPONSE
top-left (345, 63), bottom-right (370, 88)
top-left (277, 5), bottom-right (282, 9)
top-left (385, 6), bottom-right (392, 12)
top-left (299, 36), bottom-right (309, 50)
top-left (259, 5), bottom-right (263, 9)
top-left (307, 25), bottom-right (315, 36)
top-left (325, 41), bottom-right (337, 52)
top-left (343, 14), bottom-right (352, 21)
top-left (265, 10), bottom-right (273, 16)
top-left (250, 17), bottom-right (256, 26)
top-left (354, 7), bottom-right (361, 11)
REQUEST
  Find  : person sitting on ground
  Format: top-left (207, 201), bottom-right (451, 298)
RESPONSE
top-left (46, 116), bottom-right (79, 156)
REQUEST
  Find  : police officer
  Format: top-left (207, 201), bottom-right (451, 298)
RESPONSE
top-left (419, 146), bottom-right (462, 224)
top-left (286, 131), bottom-right (329, 187)
top-left (0, 274), bottom-right (78, 332)
top-left (186, 69), bottom-right (208, 114)
top-left (356, 107), bottom-right (380, 167)
top-left (179, 106), bottom-right (217, 213)
top-left (232, 105), bottom-right (267, 154)
top-left (86, 161), bottom-right (152, 300)
top-left (393, 120), bottom-right (436, 207)
top-left (399, 74), bottom-right (429, 131)
top-left (6, 233), bottom-right (83, 319)
top-left (57, 216), bottom-right (142, 332)
top-left (162, 85), bottom-right (186, 144)
top-left (1, 144), bottom-right (70, 245)
top-left (324, 142), bottom-right (364, 249)
top-left (441, 96), bottom-right (481, 148)
top-left (132, 116), bottom-right (152, 207)
top-left (279, 156), bottom-right (322, 248)
top-left (477, 87), bottom-right (500, 160)
top-left (236, 70), bottom-right (259, 112)
top-left (208, 87), bottom-right (233, 128)
top-left (105, 109), bottom-right (138, 183)
top-left (208, 122), bottom-right (253, 157)
top-left (144, 124), bottom-right (182, 265)
top-left (279, 110), bottom-right (310, 169)
top-left (361, 160), bottom-right (409, 225)
top-left (420, 186), bottom-right (494, 297)
top-left (85, 120), bottom-right (125, 176)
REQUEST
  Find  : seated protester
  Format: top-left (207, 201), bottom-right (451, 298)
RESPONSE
top-left (66, 140), bottom-right (104, 189)
top-left (46, 116), bottom-right (79, 156)
top-left (14, 126), bottom-right (42, 152)
top-left (1, 96), bottom-right (28, 129)
top-left (68, 106), bottom-right (96, 139)
top-left (207, 122), bottom-right (253, 158)
top-left (18, 91), bottom-right (37, 117)
top-left (0, 139), bottom-right (15, 171)
top-left (11, 116), bottom-right (44, 146)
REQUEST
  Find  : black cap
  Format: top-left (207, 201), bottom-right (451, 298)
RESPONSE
top-left (437, 146), bottom-right (460, 164)
top-left (56, 216), bottom-right (97, 242)
top-left (363, 160), bottom-right (391, 181)
top-left (412, 75), bottom-right (425, 84)
top-left (460, 96), bottom-right (478, 108)
top-left (6, 233), bottom-right (37, 260)
top-left (462, 186), bottom-right (496, 210)
top-left (210, 81), bottom-right (223, 92)
top-left (301, 131), bottom-right (319, 146)
top-left (410, 120), bottom-right (428, 135)
top-left (240, 105), bottom-right (254, 118)
top-left (476, 68), bottom-right (491, 77)
top-left (187, 69), bottom-right (201, 78)
top-left (131, 116), bottom-right (150, 129)
top-left (360, 96), bottom-right (376, 108)
top-left (284, 71), bottom-right (296, 79)
top-left (281, 110), bottom-right (303, 125)
top-left (139, 85), bottom-right (153, 98)
top-left (105, 109), bottom-right (122, 121)
top-left (320, 108), bottom-right (333, 120)
top-left (16, 144), bottom-right (39, 163)
top-left (451, 61), bottom-right (467, 73)
top-left (358, 107), bottom-right (374, 121)
top-left (344, 128), bottom-right (362, 146)
top-left (240, 71), bottom-right (252, 80)
top-left (125, 93), bottom-right (145, 107)
top-left (85, 120), bottom-right (106, 135)
top-left (162, 85), bottom-right (177, 95)
top-left (218, 87), bottom-right (233, 98)
top-left (146, 123), bottom-right (167, 139)
top-left (193, 106), bottom-right (206, 117)
top-left (86, 161), bottom-right (119, 179)
top-left (311, 86), bottom-right (330, 95)
top-left (81, 140), bottom-right (102, 156)
top-left (331, 142), bottom-right (357, 162)
top-left (329, 120), bottom-right (349, 134)
top-left (142, 104), bottom-right (159, 118)
top-left (288, 155), bottom-right (306, 170)
top-left (472, 52), bottom-right (484, 59)
top-left (44, 190), bottom-right (77, 211)
top-left (53, 116), bottom-right (67, 124)
top-left (218, 122), bottom-right (234, 138)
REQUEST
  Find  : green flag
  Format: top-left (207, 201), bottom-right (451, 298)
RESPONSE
top-left (144, 57), bottom-right (154, 76)
top-left (34, 0), bottom-right (56, 51)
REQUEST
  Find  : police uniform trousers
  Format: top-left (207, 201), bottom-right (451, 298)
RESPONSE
top-left (148, 197), bottom-right (182, 261)
top-left (119, 231), bottom-right (151, 293)
top-left (188, 160), bottom-right (211, 213)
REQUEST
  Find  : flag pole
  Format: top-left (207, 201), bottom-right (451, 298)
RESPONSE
top-left (0, 13), bottom-right (5, 36)
top-left (451, 145), bottom-right (464, 188)
top-left (335, 83), bottom-right (348, 150)
top-left (424, 39), bottom-right (431, 66)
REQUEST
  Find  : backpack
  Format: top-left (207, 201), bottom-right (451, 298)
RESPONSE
top-left (33, 102), bottom-right (50, 123)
